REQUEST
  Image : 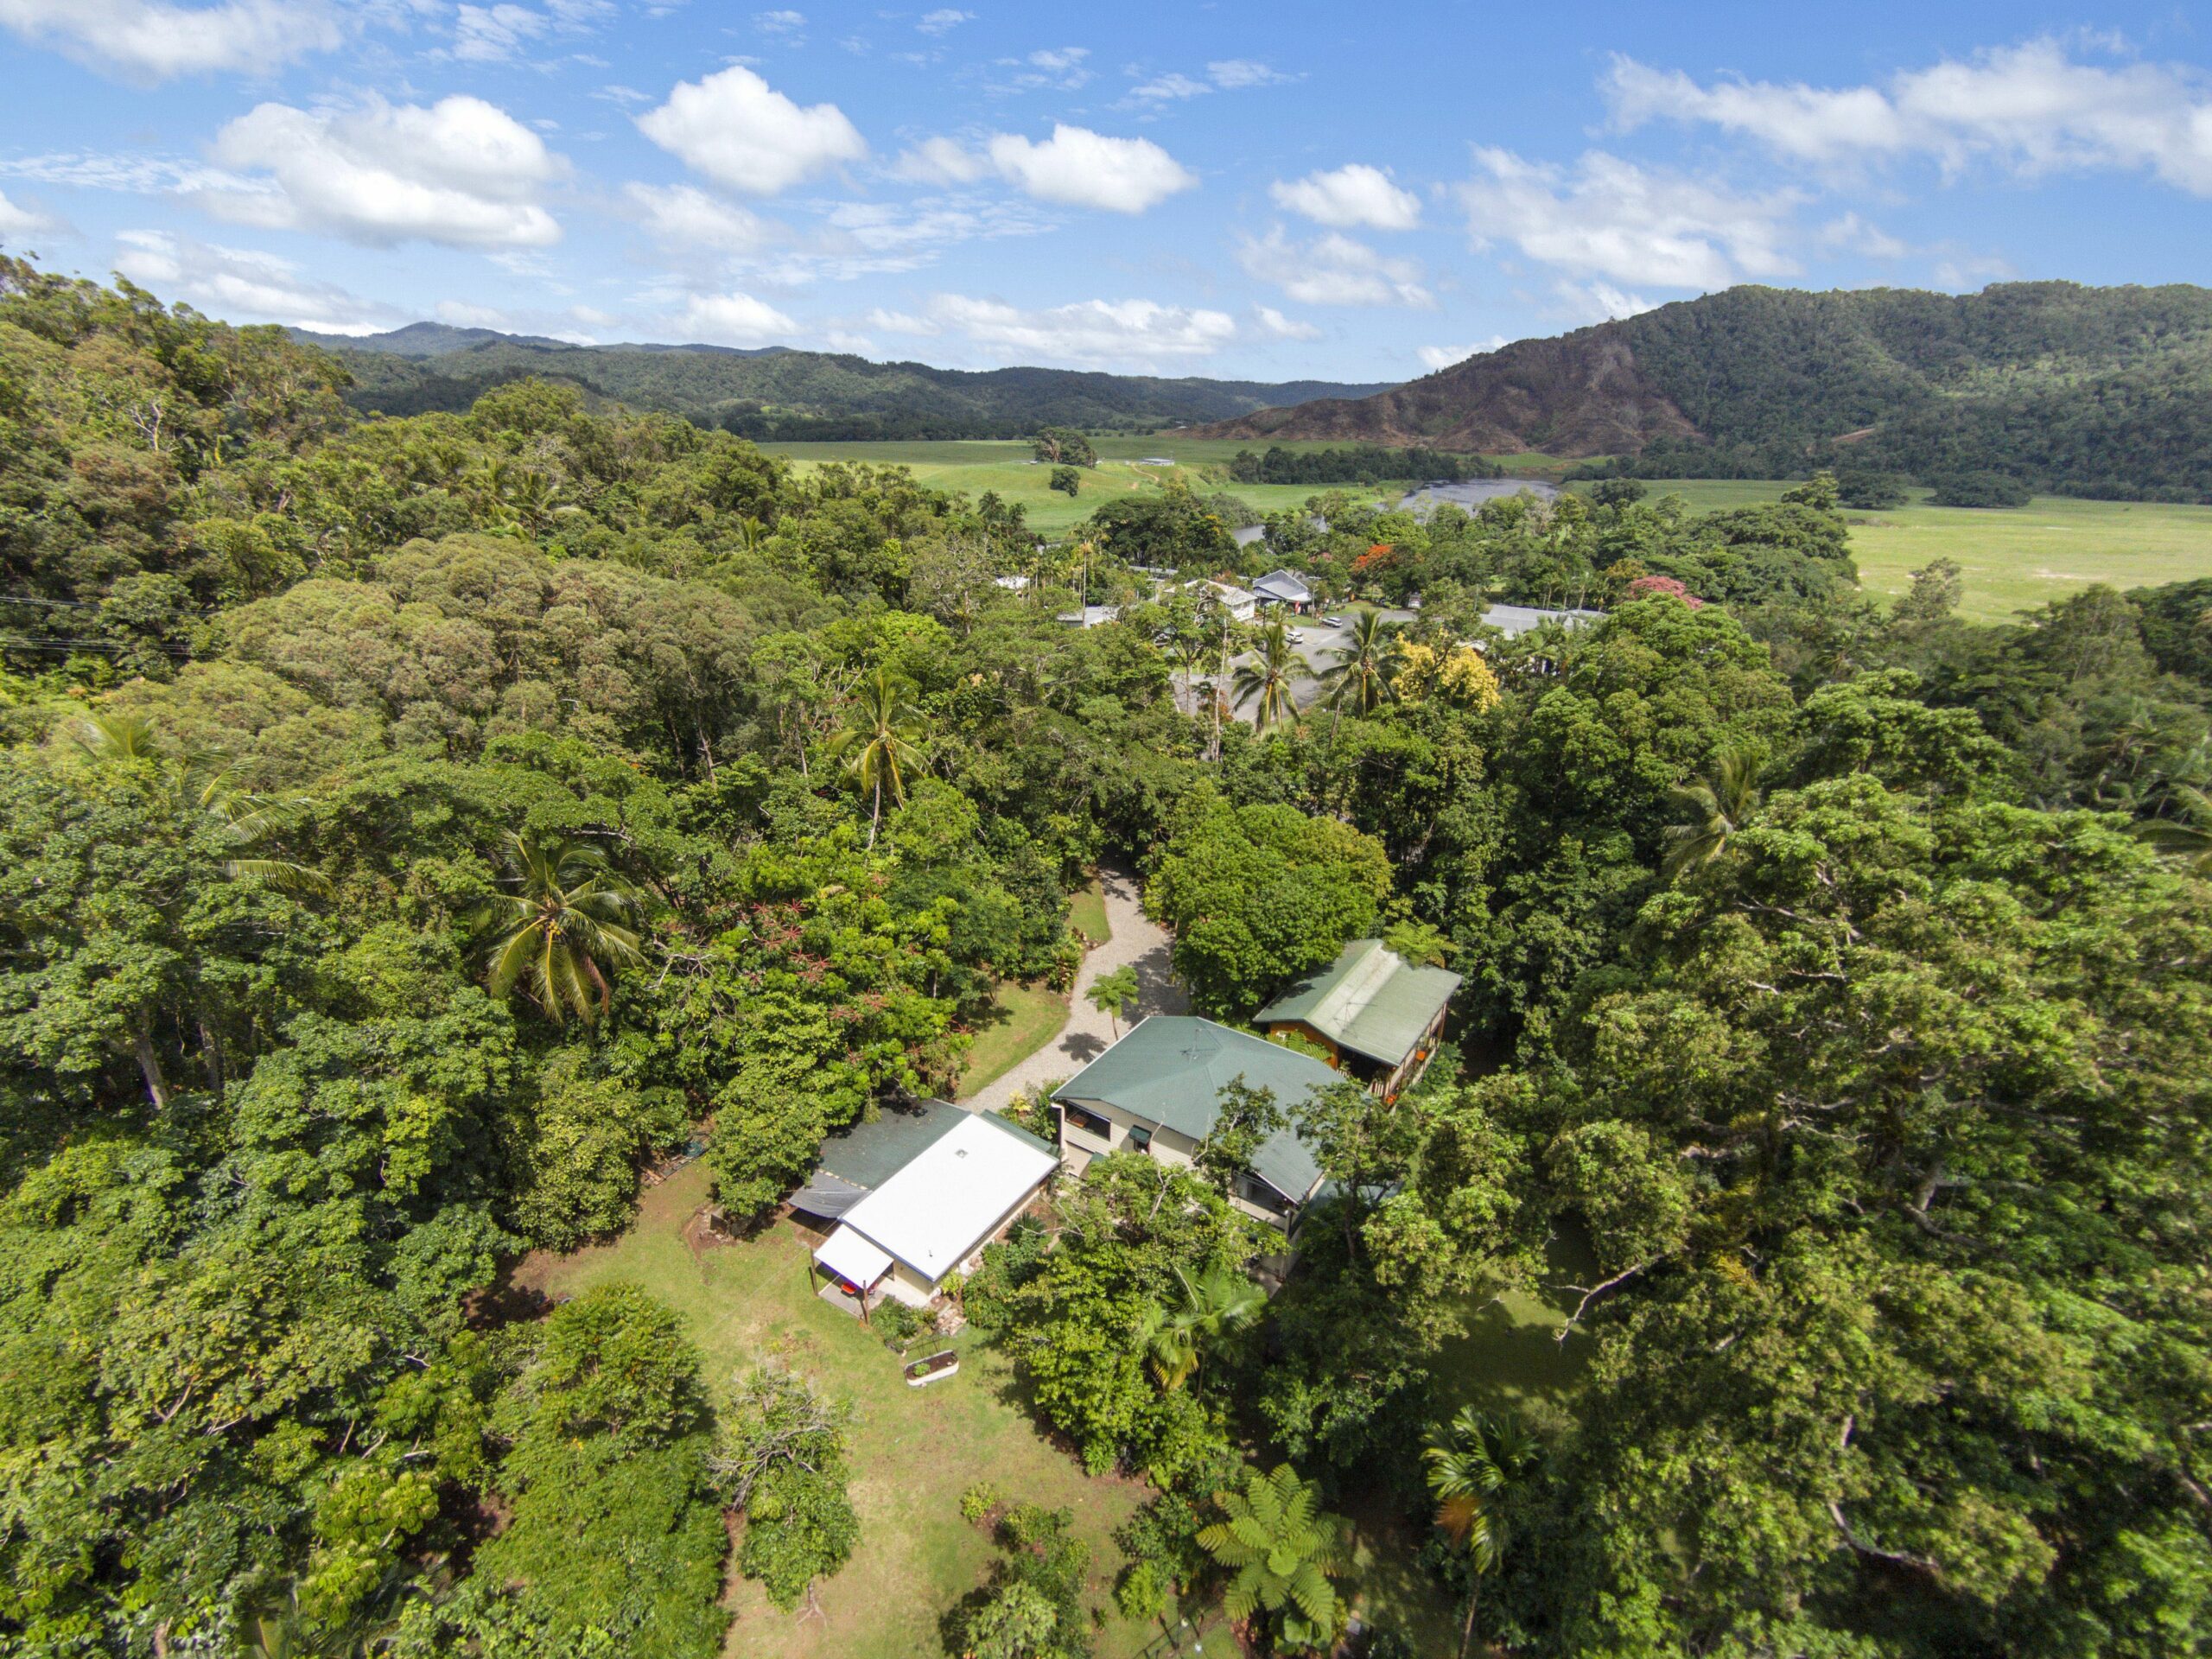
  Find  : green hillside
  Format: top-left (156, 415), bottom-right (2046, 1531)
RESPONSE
top-left (1205, 282), bottom-right (2212, 501)
top-left (299, 326), bottom-right (1394, 441)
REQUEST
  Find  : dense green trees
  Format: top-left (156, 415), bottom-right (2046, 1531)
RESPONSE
top-left (4, 260), bottom-right (2211, 1659)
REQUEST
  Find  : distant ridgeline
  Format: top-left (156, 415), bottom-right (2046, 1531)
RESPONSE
top-left (1198, 282), bottom-right (2212, 502)
top-left (1226, 444), bottom-right (1502, 486)
top-left (294, 325), bottom-right (1395, 441)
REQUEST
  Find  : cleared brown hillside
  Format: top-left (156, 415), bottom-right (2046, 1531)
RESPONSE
top-left (1197, 327), bottom-right (1701, 454)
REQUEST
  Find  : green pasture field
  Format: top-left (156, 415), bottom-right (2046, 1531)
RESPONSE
top-left (760, 435), bottom-right (1395, 535)
top-left (760, 439), bottom-right (2212, 620)
top-left (1618, 481), bottom-right (2212, 623)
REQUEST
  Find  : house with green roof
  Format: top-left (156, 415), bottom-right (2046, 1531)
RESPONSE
top-left (1255, 938), bottom-right (1459, 1101)
top-left (1049, 1015), bottom-right (1338, 1228)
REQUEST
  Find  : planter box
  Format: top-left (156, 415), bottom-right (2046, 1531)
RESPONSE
top-left (905, 1350), bottom-right (960, 1387)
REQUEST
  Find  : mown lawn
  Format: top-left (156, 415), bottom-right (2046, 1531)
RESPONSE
top-left (521, 1163), bottom-right (1156, 1659)
top-left (954, 981), bottom-right (1068, 1098)
top-left (1596, 480), bottom-right (2212, 623)
top-left (1067, 880), bottom-right (1111, 948)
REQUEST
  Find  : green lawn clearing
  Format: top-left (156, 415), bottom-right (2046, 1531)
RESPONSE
top-left (955, 981), bottom-right (1068, 1098)
top-left (1067, 880), bottom-right (1111, 948)
top-left (519, 1162), bottom-right (1154, 1659)
top-left (1598, 480), bottom-right (2212, 623)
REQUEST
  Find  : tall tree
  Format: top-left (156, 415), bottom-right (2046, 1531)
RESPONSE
top-left (1424, 1408), bottom-right (1536, 1659)
top-left (1659, 743), bottom-right (1764, 878)
top-left (1232, 617), bottom-right (1312, 734)
top-left (474, 830), bottom-right (645, 1024)
top-left (1319, 607), bottom-right (1401, 721)
top-left (826, 665), bottom-right (929, 847)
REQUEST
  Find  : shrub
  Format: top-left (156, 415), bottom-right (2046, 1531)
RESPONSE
top-left (960, 1481), bottom-right (1001, 1525)
top-left (1930, 469), bottom-right (2031, 507)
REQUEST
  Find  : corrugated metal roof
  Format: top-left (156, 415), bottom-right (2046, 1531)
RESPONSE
top-left (812, 1097), bottom-right (967, 1191)
top-left (1052, 1015), bottom-right (1335, 1201)
top-left (1255, 939), bottom-right (1460, 1069)
top-left (837, 1113), bottom-right (1057, 1283)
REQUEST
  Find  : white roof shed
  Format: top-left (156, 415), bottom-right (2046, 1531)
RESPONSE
top-left (814, 1113), bottom-right (1057, 1289)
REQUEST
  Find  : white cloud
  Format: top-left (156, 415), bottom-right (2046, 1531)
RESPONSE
top-left (753, 9), bottom-right (803, 35)
top-left (0, 0), bottom-right (345, 81)
top-left (872, 293), bottom-right (1235, 367)
top-left (1132, 72), bottom-right (1211, 102)
top-left (915, 8), bottom-right (969, 35)
top-left (625, 181), bottom-right (776, 252)
top-left (639, 66), bottom-right (867, 195)
top-left (112, 229), bottom-right (398, 331)
top-left (1458, 148), bottom-right (1799, 289)
top-left (1553, 282), bottom-right (1658, 323)
top-left (679, 289), bottom-right (798, 343)
top-left (0, 187), bottom-right (56, 238)
top-left (436, 299), bottom-right (510, 327)
top-left (1269, 162), bottom-right (1420, 230)
top-left (451, 3), bottom-right (544, 62)
top-left (1237, 226), bottom-right (1431, 308)
top-left (1605, 40), bottom-right (2212, 195)
top-left (986, 124), bottom-right (1196, 213)
top-left (1416, 338), bottom-right (1505, 371)
top-left (1028, 46), bottom-right (1085, 71)
top-left (1819, 211), bottom-right (1909, 260)
top-left (1206, 59), bottom-right (1291, 89)
top-left (891, 135), bottom-right (993, 186)
top-left (1255, 305), bottom-right (1319, 340)
top-left (569, 303), bottom-right (616, 327)
top-left (199, 96), bottom-right (566, 250)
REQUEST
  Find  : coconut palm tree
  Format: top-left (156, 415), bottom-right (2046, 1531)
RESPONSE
top-left (825, 666), bottom-right (929, 847)
top-left (67, 713), bottom-right (329, 895)
top-left (2137, 783), bottom-right (2212, 874)
top-left (1133, 1264), bottom-right (1264, 1390)
top-left (474, 831), bottom-right (645, 1024)
top-left (1198, 1463), bottom-right (1350, 1654)
top-left (1662, 745), bottom-right (1764, 879)
top-left (1170, 635), bottom-right (1209, 716)
top-left (1319, 607), bottom-right (1401, 720)
top-left (1424, 1408), bottom-right (1538, 1659)
top-left (1232, 618), bottom-right (1312, 734)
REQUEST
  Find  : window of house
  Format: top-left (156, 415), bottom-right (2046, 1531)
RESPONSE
top-left (1237, 1173), bottom-right (1293, 1216)
top-left (1060, 1103), bottom-right (1112, 1141)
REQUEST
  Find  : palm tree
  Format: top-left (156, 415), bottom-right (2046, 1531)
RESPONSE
top-left (1198, 1463), bottom-right (1350, 1654)
top-left (1661, 745), bottom-right (1764, 879)
top-left (1085, 963), bottom-right (1139, 1037)
top-left (1424, 1408), bottom-right (1537, 1659)
top-left (825, 666), bottom-right (929, 847)
top-left (1232, 618), bottom-right (1312, 734)
top-left (1133, 1264), bottom-right (1264, 1391)
top-left (67, 713), bottom-right (329, 895)
top-left (1170, 636), bottom-right (1208, 717)
top-left (2137, 784), bottom-right (2212, 874)
top-left (1319, 607), bottom-right (1401, 721)
top-left (474, 831), bottom-right (645, 1024)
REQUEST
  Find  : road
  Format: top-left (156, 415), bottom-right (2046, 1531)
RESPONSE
top-left (960, 866), bottom-right (1186, 1113)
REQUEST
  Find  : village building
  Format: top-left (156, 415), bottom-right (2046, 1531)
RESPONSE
top-left (795, 1100), bottom-right (1057, 1311)
top-left (1251, 569), bottom-right (1315, 613)
top-left (1256, 938), bottom-right (1459, 1101)
top-left (1051, 1015), bottom-right (1338, 1229)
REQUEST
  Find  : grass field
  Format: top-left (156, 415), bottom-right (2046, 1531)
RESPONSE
top-left (762, 436), bottom-right (2210, 623)
top-left (1068, 880), bottom-right (1111, 948)
top-left (954, 982), bottom-right (1067, 1098)
top-left (524, 1159), bottom-right (1462, 1656)
top-left (761, 435), bottom-right (1381, 535)
top-left (1616, 481), bottom-right (2212, 623)
top-left (521, 1162), bottom-right (1160, 1659)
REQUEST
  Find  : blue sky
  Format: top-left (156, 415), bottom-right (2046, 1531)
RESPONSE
top-left (0, 2), bottom-right (2208, 381)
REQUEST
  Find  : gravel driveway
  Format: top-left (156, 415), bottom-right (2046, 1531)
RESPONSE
top-left (960, 866), bottom-right (1186, 1113)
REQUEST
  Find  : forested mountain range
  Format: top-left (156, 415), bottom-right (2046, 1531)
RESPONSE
top-left (7, 255), bottom-right (2212, 1659)
top-left (294, 323), bottom-right (1394, 441)
top-left (1200, 282), bottom-right (2212, 500)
